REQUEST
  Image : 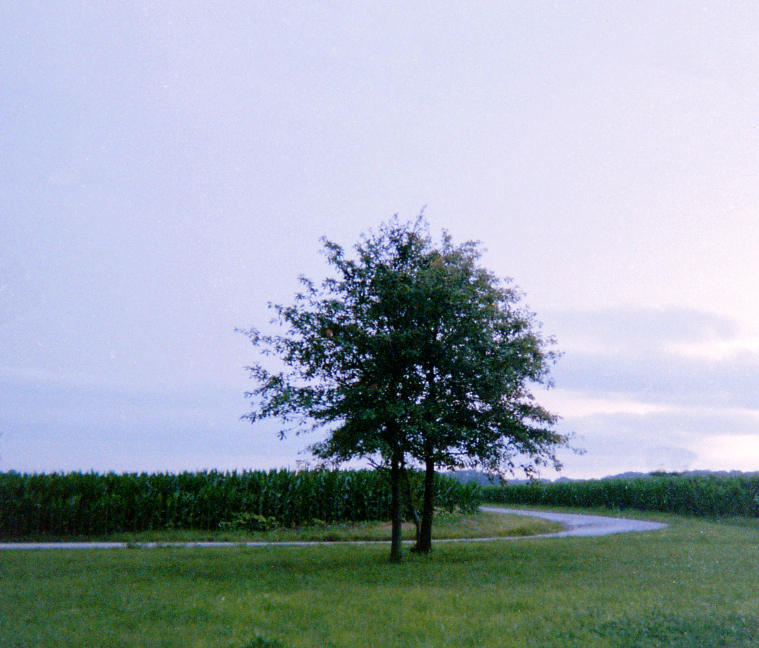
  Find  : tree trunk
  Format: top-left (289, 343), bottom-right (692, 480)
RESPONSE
top-left (402, 467), bottom-right (421, 547)
top-left (389, 449), bottom-right (404, 563)
top-left (415, 455), bottom-right (436, 553)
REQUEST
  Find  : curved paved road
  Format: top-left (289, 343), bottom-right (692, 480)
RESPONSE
top-left (481, 506), bottom-right (667, 538)
top-left (0, 508), bottom-right (666, 550)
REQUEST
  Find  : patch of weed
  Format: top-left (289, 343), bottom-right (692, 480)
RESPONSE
top-left (242, 637), bottom-right (286, 648)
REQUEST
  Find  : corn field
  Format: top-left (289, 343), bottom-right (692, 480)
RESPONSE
top-left (483, 473), bottom-right (759, 517)
top-left (0, 469), bottom-right (482, 538)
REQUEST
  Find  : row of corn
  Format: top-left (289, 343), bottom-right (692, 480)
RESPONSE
top-left (0, 469), bottom-right (482, 538)
top-left (483, 473), bottom-right (759, 517)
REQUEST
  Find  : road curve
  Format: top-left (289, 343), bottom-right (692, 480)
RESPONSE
top-left (481, 506), bottom-right (667, 538)
top-left (0, 508), bottom-right (666, 550)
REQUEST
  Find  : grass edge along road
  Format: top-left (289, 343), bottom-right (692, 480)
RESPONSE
top-left (4, 509), bottom-right (759, 648)
top-left (0, 510), bottom-right (558, 547)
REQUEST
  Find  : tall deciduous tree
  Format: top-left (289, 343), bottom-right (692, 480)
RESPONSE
top-left (240, 217), bottom-right (569, 561)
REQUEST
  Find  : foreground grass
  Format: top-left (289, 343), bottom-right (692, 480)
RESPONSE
top-left (3, 508), bottom-right (759, 647)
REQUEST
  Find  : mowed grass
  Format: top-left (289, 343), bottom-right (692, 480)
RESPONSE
top-left (93, 510), bottom-right (560, 544)
top-left (3, 509), bottom-right (759, 648)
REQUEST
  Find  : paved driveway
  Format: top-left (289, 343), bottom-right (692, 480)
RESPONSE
top-left (481, 506), bottom-right (667, 537)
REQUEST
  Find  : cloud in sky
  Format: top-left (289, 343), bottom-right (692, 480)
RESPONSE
top-left (540, 307), bottom-right (759, 477)
top-left (548, 307), bottom-right (759, 407)
top-left (2, 2), bottom-right (759, 478)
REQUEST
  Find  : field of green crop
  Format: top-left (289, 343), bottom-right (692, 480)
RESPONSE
top-left (484, 473), bottom-right (759, 517)
top-left (3, 508), bottom-right (759, 648)
top-left (0, 469), bottom-right (481, 539)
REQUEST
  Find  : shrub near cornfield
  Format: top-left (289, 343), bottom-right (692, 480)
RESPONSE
top-left (483, 473), bottom-right (759, 517)
top-left (0, 469), bottom-right (481, 539)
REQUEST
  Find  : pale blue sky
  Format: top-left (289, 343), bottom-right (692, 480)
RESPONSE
top-left (2, 1), bottom-right (759, 478)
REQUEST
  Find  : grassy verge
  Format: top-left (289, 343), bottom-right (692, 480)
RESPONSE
top-left (3, 510), bottom-right (560, 544)
top-left (3, 508), bottom-right (758, 647)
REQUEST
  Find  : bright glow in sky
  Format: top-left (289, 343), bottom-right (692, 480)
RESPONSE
top-left (2, 1), bottom-right (759, 478)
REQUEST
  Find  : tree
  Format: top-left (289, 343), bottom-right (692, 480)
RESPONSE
top-left (239, 216), bottom-right (569, 562)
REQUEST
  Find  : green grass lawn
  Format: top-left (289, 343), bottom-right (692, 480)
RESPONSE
top-left (3, 510), bottom-right (560, 544)
top-left (127, 510), bottom-right (560, 544)
top-left (3, 509), bottom-right (759, 647)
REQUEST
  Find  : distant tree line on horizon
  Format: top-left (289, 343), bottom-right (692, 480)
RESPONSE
top-left (446, 468), bottom-right (759, 486)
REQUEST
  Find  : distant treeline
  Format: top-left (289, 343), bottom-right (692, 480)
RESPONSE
top-left (483, 473), bottom-right (759, 517)
top-left (0, 469), bottom-right (482, 539)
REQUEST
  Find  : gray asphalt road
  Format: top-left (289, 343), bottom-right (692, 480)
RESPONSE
top-left (481, 506), bottom-right (667, 537)
top-left (0, 508), bottom-right (666, 550)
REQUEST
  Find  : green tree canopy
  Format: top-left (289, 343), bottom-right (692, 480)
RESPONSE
top-left (240, 217), bottom-right (570, 561)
